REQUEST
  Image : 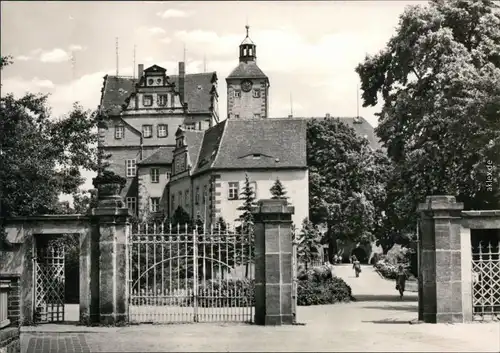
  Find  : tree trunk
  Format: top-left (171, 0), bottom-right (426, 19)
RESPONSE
top-left (327, 223), bottom-right (338, 264)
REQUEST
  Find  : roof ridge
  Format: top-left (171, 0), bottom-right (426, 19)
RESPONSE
top-left (209, 120), bottom-right (228, 169)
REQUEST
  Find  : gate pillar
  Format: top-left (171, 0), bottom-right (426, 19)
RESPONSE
top-left (91, 198), bottom-right (131, 325)
top-left (252, 199), bottom-right (295, 326)
top-left (417, 195), bottom-right (464, 323)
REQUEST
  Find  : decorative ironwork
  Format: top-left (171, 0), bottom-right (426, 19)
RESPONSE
top-left (472, 238), bottom-right (500, 321)
top-left (34, 239), bottom-right (65, 323)
top-left (128, 222), bottom-right (255, 323)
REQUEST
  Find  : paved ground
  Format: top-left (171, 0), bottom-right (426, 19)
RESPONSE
top-left (21, 265), bottom-right (500, 352)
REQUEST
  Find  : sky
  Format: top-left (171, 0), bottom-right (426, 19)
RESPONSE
top-left (1, 0), bottom-right (424, 192)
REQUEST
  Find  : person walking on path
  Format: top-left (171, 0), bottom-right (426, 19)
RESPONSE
top-left (395, 265), bottom-right (407, 299)
top-left (352, 255), bottom-right (361, 277)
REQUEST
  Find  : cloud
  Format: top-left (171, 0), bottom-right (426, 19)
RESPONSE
top-left (68, 44), bottom-right (85, 51)
top-left (15, 55), bottom-right (31, 61)
top-left (160, 37), bottom-right (172, 44)
top-left (148, 27), bottom-right (166, 35)
top-left (32, 77), bottom-right (55, 88)
top-left (39, 48), bottom-right (71, 63)
top-left (157, 9), bottom-right (189, 18)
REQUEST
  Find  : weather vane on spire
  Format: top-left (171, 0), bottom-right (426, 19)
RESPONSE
top-left (245, 24), bottom-right (250, 37)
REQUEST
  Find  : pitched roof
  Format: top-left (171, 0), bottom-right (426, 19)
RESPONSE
top-left (170, 72), bottom-right (217, 113)
top-left (183, 130), bottom-right (205, 168)
top-left (193, 119), bottom-right (307, 175)
top-left (137, 147), bottom-right (175, 166)
top-left (226, 61), bottom-right (268, 80)
top-left (99, 76), bottom-right (138, 115)
top-left (282, 116), bottom-right (381, 150)
top-left (99, 72), bottom-right (216, 115)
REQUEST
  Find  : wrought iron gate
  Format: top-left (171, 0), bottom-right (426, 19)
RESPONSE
top-left (34, 237), bottom-right (65, 323)
top-left (128, 223), bottom-right (255, 323)
top-left (472, 236), bottom-right (500, 321)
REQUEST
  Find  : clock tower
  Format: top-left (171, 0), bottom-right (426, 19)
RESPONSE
top-left (226, 25), bottom-right (269, 119)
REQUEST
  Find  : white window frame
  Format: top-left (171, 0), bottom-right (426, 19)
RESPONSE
top-left (150, 197), bottom-right (160, 213)
top-left (125, 159), bottom-right (136, 177)
top-left (150, 168), bottom-right (159, 183)
top-left (195, 186), bottom-right (200, 205)
top-left (157, 94), bottom-right (167, 106)
top-left (126, 197), bottom-right (137, 215)
top-left (203, 185), bottom-right (207, 204)
top-left (115, 125), bottom-right (124, 139)
top-left (228, 182), bottom-right (239, 200)
top-left (143, 94), bottom-right (153, 107)
top-left (157, 124), bottom-right (168, 138)
top-left (142, 125), bottom-right (152, 138)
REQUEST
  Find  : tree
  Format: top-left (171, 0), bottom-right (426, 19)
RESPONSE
top-left (170, 206), bottom-right (191, 227)
top-left (236, 173), bottom-right (256, 278)
top-left (356, 0), bottom-right (500, 238)
top-left (296, 218), bottom-right (321, 270)
top-left (307, 118), bottom-right (390, 263)
top-left (0, 57), bottom-right (101, 245)
top-left (270, 178), bottom-right (288, 200)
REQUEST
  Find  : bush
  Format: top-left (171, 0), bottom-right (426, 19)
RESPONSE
top-left (296, 264), bottom-right (353, 306)
top-left (374, 260), bottom-right (399, 279)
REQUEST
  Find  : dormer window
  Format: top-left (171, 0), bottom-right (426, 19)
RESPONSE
top-left (158, 95), bottom-right (167, 106)
top-left (115, 125), bottom-right (124, 139)
top-left (143, 95), bottom-right (153, 107)
top-left (148, 78), bottom-right (154, 86)
top-left (176, 137), bottom-right (184, 148)
top-left (252, 154), bottom-right (261, 159)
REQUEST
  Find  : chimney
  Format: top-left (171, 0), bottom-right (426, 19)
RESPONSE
top-left (179, 62), bottom-right (185, 104)
top-left (325, 113), bottom-right (331, 118)
top-left (138, 64), bottom-right (144, 79)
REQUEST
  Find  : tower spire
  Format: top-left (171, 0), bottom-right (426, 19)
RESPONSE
top-left (239, 24), bottom-right (256, 63)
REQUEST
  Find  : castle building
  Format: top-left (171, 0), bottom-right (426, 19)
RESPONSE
top-left (226, 25), bottom-right (269, 119)
top-left (97, 61), bottom-right (218, 218)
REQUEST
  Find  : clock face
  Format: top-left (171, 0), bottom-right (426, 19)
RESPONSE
top-left (241, 80), bottom-right (252, 92)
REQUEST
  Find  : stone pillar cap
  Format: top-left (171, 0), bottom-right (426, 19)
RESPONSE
top-left (252, 199), bottom-right (295, 215)
top-left (417, 195), bottom-right (464, 211)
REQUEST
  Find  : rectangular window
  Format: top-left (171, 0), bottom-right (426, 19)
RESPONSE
top-left (142, 125), bottom-right (152, 138)
top-left (126, 197), bottom-right (137, 215)
top-left (115, 125), bottom-right (124, 139)
top-left (250, 181), bottom-right (257, 199)
top-left (150, 168), bottom-right (159, 183)
top-left (185, 190), bottom-right (189, 208)
top-left (252, 89), bottom-right (260, 98)
top-left (158, 95), bottom-right (167, 106)
top-left (185, 123), bottom-right (195, 130)
top-left (143, 94), bottom-right (153, 107)
top-left (198, 122), bottom-right (202, 130)
top-left (125, 159), bottom-right (136, 177)
top-left (234, 114), bottom-right (240, 119)
top-left (166, 172), bottom-right (171, 181)
top-left (234, 90), bottom-right (241, 98)
top-left (254, 114), bottom-right (261, 119)
top-left (195, 186), bottom-right (200, 205)
top-left (157, 124), bottom-right (168, 138)
top-left (203, 185), bottom-right (207, 204)
top-left (228, 182), bottom-right (239, 200)
top-left (150, 197), bottom-right (160, 213)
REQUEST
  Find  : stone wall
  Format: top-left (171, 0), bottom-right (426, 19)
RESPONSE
top-left (0, 275), bottom-right (21, 353)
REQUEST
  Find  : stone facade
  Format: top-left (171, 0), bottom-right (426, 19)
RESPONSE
top-left (417, 195), bottom-right (500, 323)
top-left (0, 275), bottom-right (21, 353)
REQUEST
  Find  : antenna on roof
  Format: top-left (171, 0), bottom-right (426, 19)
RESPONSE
top-left (183, 44), bottom-right (187, 64)
top-left (133, 44), bottom-right (136, 78)
top-left (289, 92), bottom-right (294, 118)
top-left (203, 54), bottom-right (207, 73)
top-left (115, 37), bottom-right (119, 77)
top-left (356, 84), bottom-right (360, 118)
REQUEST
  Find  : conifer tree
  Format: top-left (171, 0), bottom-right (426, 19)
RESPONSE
top-left (296, 218), bottom-right (321, 270)
top-left (270, 178), bottom-right (288, 200)
top-left (236, 173), bottom-right (256, 277)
